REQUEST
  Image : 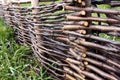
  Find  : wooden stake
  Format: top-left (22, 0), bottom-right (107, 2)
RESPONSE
top-left (31, 0), bottom-right (41, 39)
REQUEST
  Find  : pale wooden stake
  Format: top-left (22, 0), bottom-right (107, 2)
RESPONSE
top-left (31, 0), bottom-right (43, 54)
top-left (31, 0), bottom-right (41, 39)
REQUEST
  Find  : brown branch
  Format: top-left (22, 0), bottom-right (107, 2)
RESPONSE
top-left (64, 5), bottom-right (120, 15)
top-left (69, 63), bottom-right (103, 80)
top-left (66, 15), bottom-right (120, 23)
top-left (87, 65), bottom-right (117, 80)
top-left (64, 67), bottom-right (85, 80)
top-left (63, 25), bottom-right (120, 32)
top-left (86, 51), bottom-right (120, 69)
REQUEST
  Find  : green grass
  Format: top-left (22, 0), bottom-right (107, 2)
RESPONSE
top-left (21, 0), bottom-right (60, 7)
top-left (0, 18), bottom-right (55, 80)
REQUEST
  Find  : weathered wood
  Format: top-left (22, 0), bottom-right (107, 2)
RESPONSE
top-left (66, 15), bottom-right (120, 23)
top-left (1, 0), bottom-right (120, 80)
top-left (63, 25), bottom-right (120, 32)
top-left (64, 5), bottom-right (120, 15)
top-left (31, 0), bottom-right (40, 39)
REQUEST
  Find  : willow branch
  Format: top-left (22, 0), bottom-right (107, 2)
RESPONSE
top-left (64, 5), bottom-right (120, 15)
top-left (66, 15), bottom-right (120, 23)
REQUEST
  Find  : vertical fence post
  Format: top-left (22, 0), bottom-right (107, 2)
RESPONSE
top-left (31, 0), bottom-right (41, 40)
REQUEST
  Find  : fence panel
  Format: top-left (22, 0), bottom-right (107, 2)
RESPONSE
top-left (0, 0), bottom-right (120, 80)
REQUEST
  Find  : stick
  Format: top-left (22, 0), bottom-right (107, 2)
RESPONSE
top-left (87, 65), bottom-right (118, 80)
top-left (64, 5), bottom-right (120, 15)
top-left (63, 25), bottom-right (120, 32)
top-left (66, 15), bottom-right (120, 23)
top-left (69, 63), bottom-right (103, 80)
top-left (64, 67), bottom-right (85, 80)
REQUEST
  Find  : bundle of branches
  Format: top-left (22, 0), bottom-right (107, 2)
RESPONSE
top-left (2, 2), bottom-right (32, 45)
top-left (30, 0), bottom-right (120, 80)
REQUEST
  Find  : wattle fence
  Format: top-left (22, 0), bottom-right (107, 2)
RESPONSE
top-left (0, 0), bottom-right (120, 80)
